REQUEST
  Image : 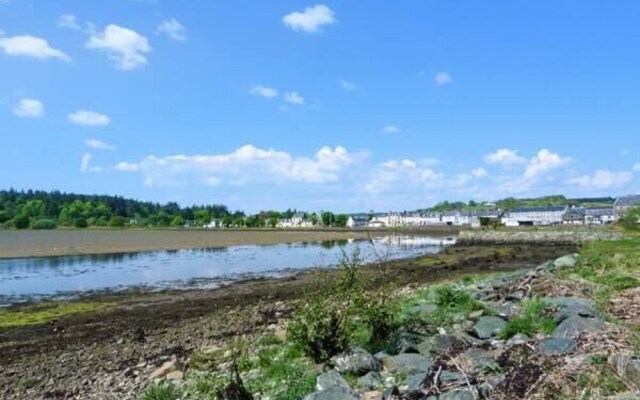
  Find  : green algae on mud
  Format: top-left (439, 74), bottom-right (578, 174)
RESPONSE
top-left (0, 301), bottom-right (116, 328)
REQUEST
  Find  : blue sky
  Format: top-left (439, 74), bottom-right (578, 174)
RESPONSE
top-left (1, 1), bottom-right (639, 212)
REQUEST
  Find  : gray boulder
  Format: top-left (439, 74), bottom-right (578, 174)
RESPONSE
top-left (552, 316), bottom-right (605, 339)
top-left (439, 388), bottom-right (479, 400)
top-left (417, 334), bottom-right (460, 357)
top-left (473, 316), bottom-right (507, 339)
top-left (539, 338), bottom-right (577, 355)
top-left (357, 371), bottom-right (383, 390)
top-left (405, 373), bottom-right (425, 393)
top-left (333, 347), bottom-right (380, 376)
top-left (316, 371), bottom-right (352, 392)
top-left (304, 388), bottom-right (362, 400)
top-left (552, 254), bottom-right (579, 269)
top-left (455, 348), bottom-right (496, 374)
top-left (609, 354), bottom-right (640, 385)
top-left (383, 353), bottom-right (433, 375)
top-left (548, 296), bottom-right (601, 322)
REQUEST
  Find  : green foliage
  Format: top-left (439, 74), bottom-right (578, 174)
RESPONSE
top-left (13, 214), bottom-right (30, 229)
top-left (108, 215), bottom-right (126, 228)
top-left (73, 217), bottom-right (88, 228)
top-left (138, 383), bottom-right (182, 400)
top-left (335, 214), bottom-right (348, 227)
top-left (18, 377), bottom-right (40, 389)
top-left (30, 219), bottom-right (56, 230)
top-left (171, 215), bottom-right (185, 227)
top-left (500, 297), bottom-right (556, 339)
top-left (622, 206), bottom-right (640, 228)
top-left (321, 211), bottom-right (335, 226)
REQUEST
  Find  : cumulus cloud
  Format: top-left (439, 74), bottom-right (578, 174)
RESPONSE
top-left (68, 110), bottom-right (110, 126)
top-left (434, 72), bottom-right (452, 86)
top-left (284, 91), bottom-right (305, 105)
top-left (156, 18), bottom-right (186, 41)
top-left (86, 24), bottom-right (151, 70)
top-left (380, 125), bottom-right (400, 134)
top-left (251, 85), bottom-right (279, 99)
top-left (283, 4), bottom-right (335, 33)
top-left (113, 145), bottom-right (364, 187)
top-left (13, 98), bottom-right (44, 118)
top-left (569, 169), bottom-right (633, 189)
top-left (58, 14), bottom-right (80, 30)
top-left (364, 159), bottom-right (443, 193)
top-left (339, 79), bottom-right (355, 91)
top-left (484, 148), bottom-right (526, 165)
top-left (524, 149), bottom-right (571, 180)
top-left (85, 138), bottom-right (115, 150)
top-left (80, 153), bottom-right (102, 173)
top-left (0, 33), bottom-right (70, 61)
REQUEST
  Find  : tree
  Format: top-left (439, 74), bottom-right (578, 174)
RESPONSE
top-left (321, 211), bottom-right (335, 227)
top-left (623, 206), bottom-right (640, 228)
top-left (171, 215), bottom-right (185, 227)
top-left (268, 216), bottom-right (279, 228)
top-left (109, 216), bottom-right (126, 228)
top-left (335, 214), bottom-right (348, 227)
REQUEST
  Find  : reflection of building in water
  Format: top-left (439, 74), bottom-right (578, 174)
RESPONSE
top-left (371, 235), bottom-right (457, 247)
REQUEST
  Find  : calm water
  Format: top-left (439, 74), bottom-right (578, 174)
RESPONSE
top-left (0, 235), bottom-right (455, 304)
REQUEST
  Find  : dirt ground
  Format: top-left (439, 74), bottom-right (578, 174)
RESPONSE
top-left (0, 229), bottom-right (447, 259)
top-left (0, 243), bottom-right (574, 399)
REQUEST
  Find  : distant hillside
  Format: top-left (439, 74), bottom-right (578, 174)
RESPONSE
top-left (421, 195), bottom-right (615, 213)
top-left (0, 189), bottom-right (235, 229)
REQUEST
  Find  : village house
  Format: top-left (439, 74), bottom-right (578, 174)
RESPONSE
top-left (346, 215), bottom-right (370, 228)
top-left (613, 195), bottom-right (640, 219)
top-left (277, 213), bottom-right (313, 228)
top-left (502, 205), bottom-right (568, 226)
top-left (584, 208), bottom-right (615, 225)
top-left (562, 207), bottom-right (586, 225)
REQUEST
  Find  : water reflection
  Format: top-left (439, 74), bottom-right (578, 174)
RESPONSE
top-left (0, 235), bottom-right (455, 304)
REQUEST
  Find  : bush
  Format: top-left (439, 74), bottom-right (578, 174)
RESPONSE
top-left (109, 216), bottom-right (126, 228)
top-left (289, 251), bottom-right (363, 363)
top-left (31, 219), bottom-right (57, 230)
top-left (13, 214), bottom-right (30, 229)
top-left (500, 297), bottom-right (556, 339)
top-left (73, 218), bottom-right (88, 228)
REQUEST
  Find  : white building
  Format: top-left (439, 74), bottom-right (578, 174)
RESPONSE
top-left (346, 215), bottom-right (370, 228)
top-left (585, 208), bottom-right (615, 225)
top-left (277, 213), bottom-right (314, 228)
top-left (502, 205), bottom-right (568, 226)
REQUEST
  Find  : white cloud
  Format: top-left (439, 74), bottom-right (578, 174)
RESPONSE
top-left (339, 79), bottom-right (355, 91)
top-left (569, 169), bottom-right (633, 189)
top-left (58, 14), bottom-right (80, 30)
top-left (0, 34), bottom-right (70, 61)
top-left (13, 98), bottom-right (44, 118)
top-left (86, 24), bottom-right (151, 70)
top-left (365, 159), bottom-right (444, 193)
top-left (633, 163), bottom-right (640, 172)
top-left (434, 72), bottom-right (452, 86)
top-left (283, 4), bottom-right (335, 33)
top-left (69, 110), bottom-right (110, 126)
top-left (524, 149), bottom-right (571, 180)
top-left (156, 18), bottom-right (186, 41)
top-left (471, 167), bottom-right (487, 178)
top-left (113, 145), bottom-right (364, 187)
top-left (484, 148), bottom-right (526, 165)
top-left (380, 125), bottom-right (400, 134)
top-left (284, 91), bottom-right (305, 105)
top-left (85, 138), bottom-right (115, 150)
top-left (80, 153), bottom-right (102, 173)
top-left (251, 85), bottom-right (279, 99)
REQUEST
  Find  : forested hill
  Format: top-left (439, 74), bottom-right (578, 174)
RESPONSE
top-left (0, 189), bottom-right (237, 229)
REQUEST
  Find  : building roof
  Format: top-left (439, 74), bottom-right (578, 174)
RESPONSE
top-left (614, 195), bottom-right (640, 206)
top-left (509, 205), bottom-right (567, 213)
top-left (585, 208), bottom-right (614, 216)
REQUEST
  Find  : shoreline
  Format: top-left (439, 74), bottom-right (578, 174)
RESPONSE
top-left (0, 229), bottom-right (457, 259)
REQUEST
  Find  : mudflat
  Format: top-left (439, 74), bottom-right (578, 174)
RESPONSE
top-left (0, 229), bottom-right (382, 259)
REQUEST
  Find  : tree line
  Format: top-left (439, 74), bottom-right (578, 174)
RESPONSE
top-left (0, 189), bottom-right (351, 230)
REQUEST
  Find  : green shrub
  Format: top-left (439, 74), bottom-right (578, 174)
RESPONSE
top-left (31, 219), bottom-right (56, 230)
top-left (13, 214), bottom-right (30, 229)
top-left (73, 218), bottom-right (88, 228)
top-left (109, 216), bottom-right (126, 228)
top-left (500, 297), bottom-right (556, 339)
top-left (138, 383), bottom-right (182, 400)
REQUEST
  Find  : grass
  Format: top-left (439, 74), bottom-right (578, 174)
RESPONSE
top-left (0, 301), bottom-right (115, 328)
top-left (138, 383), bottom-right (182, 400)
top-left (500, 297), bottom-right (556, 339)
top-left (17, 377), bottom-right (40, 390)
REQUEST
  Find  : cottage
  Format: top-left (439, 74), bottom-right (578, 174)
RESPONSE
top-left (585, 208), bottom-right (615, 225)
top-left (277, 213), bottom-right (313, 228)
top-left (562, 207), bottom-right (586, 225)
top-left (346, 215), bottom-right (370, 228)
top-left (613, 195), bottom-right (640, 219)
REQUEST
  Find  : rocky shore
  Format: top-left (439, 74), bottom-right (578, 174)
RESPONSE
top-left (457, 229), bottom-right (622, 245)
